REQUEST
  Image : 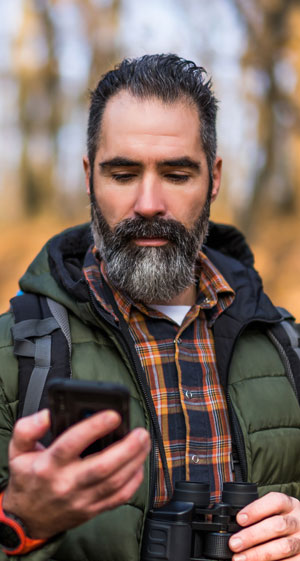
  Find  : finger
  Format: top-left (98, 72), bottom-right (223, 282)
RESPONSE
top-left (232, 536), bottom-right (300, 561)
top-left (230, 514), bottom-right (300, 553)
top-left (49, 410), bottom-right (121, 464)
top-left (77, 428), bottom-right (150, 489)
top-left (9, 410), bottom-right (50, 459)
top-left (236, 493), bottom-right (297, 527)
top-left (75, 427), bottom-right (150, 487)
top-left (87, 465), bottom-right (145, 516)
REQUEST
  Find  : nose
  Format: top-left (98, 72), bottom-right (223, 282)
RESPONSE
top-left (133, 174), bottom-right (167, 219)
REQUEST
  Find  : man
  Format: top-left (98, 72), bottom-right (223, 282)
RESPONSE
top-left (0, 54), bottom-right (299, 560)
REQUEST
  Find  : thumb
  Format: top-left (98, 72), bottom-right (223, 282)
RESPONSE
top-left (9, 409), bottom-right (50, 459)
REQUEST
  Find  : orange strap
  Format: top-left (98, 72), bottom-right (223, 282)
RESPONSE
top-left (0, 491), bottom-right (47, 555)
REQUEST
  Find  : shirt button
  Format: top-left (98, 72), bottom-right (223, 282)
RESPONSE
top-left (192, 455), bottom-right (200, 464)
top-left (185, 390), bottom-right (193, 399)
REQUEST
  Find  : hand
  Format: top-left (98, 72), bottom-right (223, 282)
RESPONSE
top-left (3, 409), bottom-right (151, 540)
top-left (229, 492), bottom-right (300, 561)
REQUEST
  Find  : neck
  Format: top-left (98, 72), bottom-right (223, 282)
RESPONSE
top-left (152, 284), bottom-right (197, 306)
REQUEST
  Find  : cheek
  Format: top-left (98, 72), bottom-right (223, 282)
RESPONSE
top-left (93, 188), bottom-right (135, 228)
top-left (166, 190), bottom-right (209, 227)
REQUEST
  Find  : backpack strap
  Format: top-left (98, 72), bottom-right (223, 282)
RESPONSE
top-left (277, 307), bottom-right (300, 360)
top-left (46, 297), bottom-right (72, 356)
top-left (10, 294), bottom-right (71, 426)
top-left (12, 322), bottom-right (54, 417)
top-left (267, 308), bottom-right (300, 402)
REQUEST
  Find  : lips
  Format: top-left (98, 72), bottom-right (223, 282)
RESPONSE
top-left (134, 238), bottom-right (168, 246)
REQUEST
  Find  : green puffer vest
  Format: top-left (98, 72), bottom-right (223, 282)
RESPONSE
top-left (0, 309), bottom-right (300, 561)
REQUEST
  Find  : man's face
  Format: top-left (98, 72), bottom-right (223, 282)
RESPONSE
top-left (84, 91), bottom-right (222, 304)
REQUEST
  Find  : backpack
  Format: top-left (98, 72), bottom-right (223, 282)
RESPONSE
top-left (10, 293), bottom-right (300, 419)
top-left (10, 293), bottom-right (71, 421)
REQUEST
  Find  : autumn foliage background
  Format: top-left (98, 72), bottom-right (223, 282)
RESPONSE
top-left (0, 0), bottom-right (300, 320)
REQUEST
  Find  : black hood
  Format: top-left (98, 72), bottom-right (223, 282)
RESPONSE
top-left (48, 223), bottom-right (93, 303)
top-left (206, 222), bottom-right (255, 268)
top-left (204, 221), bottom-right (278, 324)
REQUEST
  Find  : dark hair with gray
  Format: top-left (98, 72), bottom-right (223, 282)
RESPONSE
top-left (87, 54), bottom-right (218, 175)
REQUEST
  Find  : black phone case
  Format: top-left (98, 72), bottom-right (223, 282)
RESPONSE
top-left (48, 379), bottom-right (130, 456)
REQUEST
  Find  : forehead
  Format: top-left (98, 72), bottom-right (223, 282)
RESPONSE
top-left (97, 91), bottom-right (203, 159)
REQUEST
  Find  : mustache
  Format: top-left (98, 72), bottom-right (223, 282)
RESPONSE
top-left (111, 216), bottom-right (193, 245)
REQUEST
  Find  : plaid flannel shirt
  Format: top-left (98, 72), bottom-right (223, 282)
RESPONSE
top-left (83, 247), bottom-right (235, 506)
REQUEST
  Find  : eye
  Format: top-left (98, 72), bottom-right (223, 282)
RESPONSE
top-left (165, 173), bottom-right (190, 184)
top-left (111, 173), bottom-right (136, 183)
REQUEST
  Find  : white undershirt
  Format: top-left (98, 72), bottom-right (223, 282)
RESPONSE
top-left (149, 304), bottom-right (191, 326)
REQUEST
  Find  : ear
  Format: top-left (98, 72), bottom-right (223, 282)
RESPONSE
top-left (83, 155), bottom-right (91, 194)
top-left (211, 156), bottom-right (222, 202)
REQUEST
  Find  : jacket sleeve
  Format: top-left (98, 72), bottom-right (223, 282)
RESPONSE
top-left (0, 311), bottom-right (18, 491)
top-left (0, 311), bottom-right (64, 561)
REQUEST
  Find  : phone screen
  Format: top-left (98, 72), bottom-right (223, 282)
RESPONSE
top-left (48, 379), bottom-right (130, 456)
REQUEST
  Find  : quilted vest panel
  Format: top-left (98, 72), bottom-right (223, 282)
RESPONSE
top-left (228, 328), bottom-right (300, 499)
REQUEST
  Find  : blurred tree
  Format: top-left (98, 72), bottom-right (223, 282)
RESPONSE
top-left (12, 0), bottom-right (121, 217)
top-left (233, 0), bottom-right (300, 231)
top-left (78, 0), bottom-right (121, 91)
top-left (13, 0), bottom-right (61, 215)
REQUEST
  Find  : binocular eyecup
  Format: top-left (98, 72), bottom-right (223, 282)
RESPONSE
top-left (142, 481), bottom-right (258, 561)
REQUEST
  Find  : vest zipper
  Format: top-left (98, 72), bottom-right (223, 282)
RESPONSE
top-left (226, 389), bottom-right (248, 482)
top-left (86, 286), bottom-right (172, 508)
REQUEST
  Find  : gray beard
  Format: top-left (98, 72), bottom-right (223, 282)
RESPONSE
top-left (90, 195), bottom-right (211, 304)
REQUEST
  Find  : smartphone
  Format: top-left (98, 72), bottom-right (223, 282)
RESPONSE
top-left (48, 378), bottom-right (130, 457)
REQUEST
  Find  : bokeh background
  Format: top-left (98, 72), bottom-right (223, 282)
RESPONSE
top-left (1, 0), bottom-right (300, 318)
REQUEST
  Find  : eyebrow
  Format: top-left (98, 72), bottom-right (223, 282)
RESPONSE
top-left (99, 157), bottom-right (140, 170)
top-left (158, 157), bottom-right (201, 172)
top-left (99, 156), bottom-right (201, 172)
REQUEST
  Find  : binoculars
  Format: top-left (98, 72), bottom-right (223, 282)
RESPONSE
top-left (142, 481), bottom-right (258, 561)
